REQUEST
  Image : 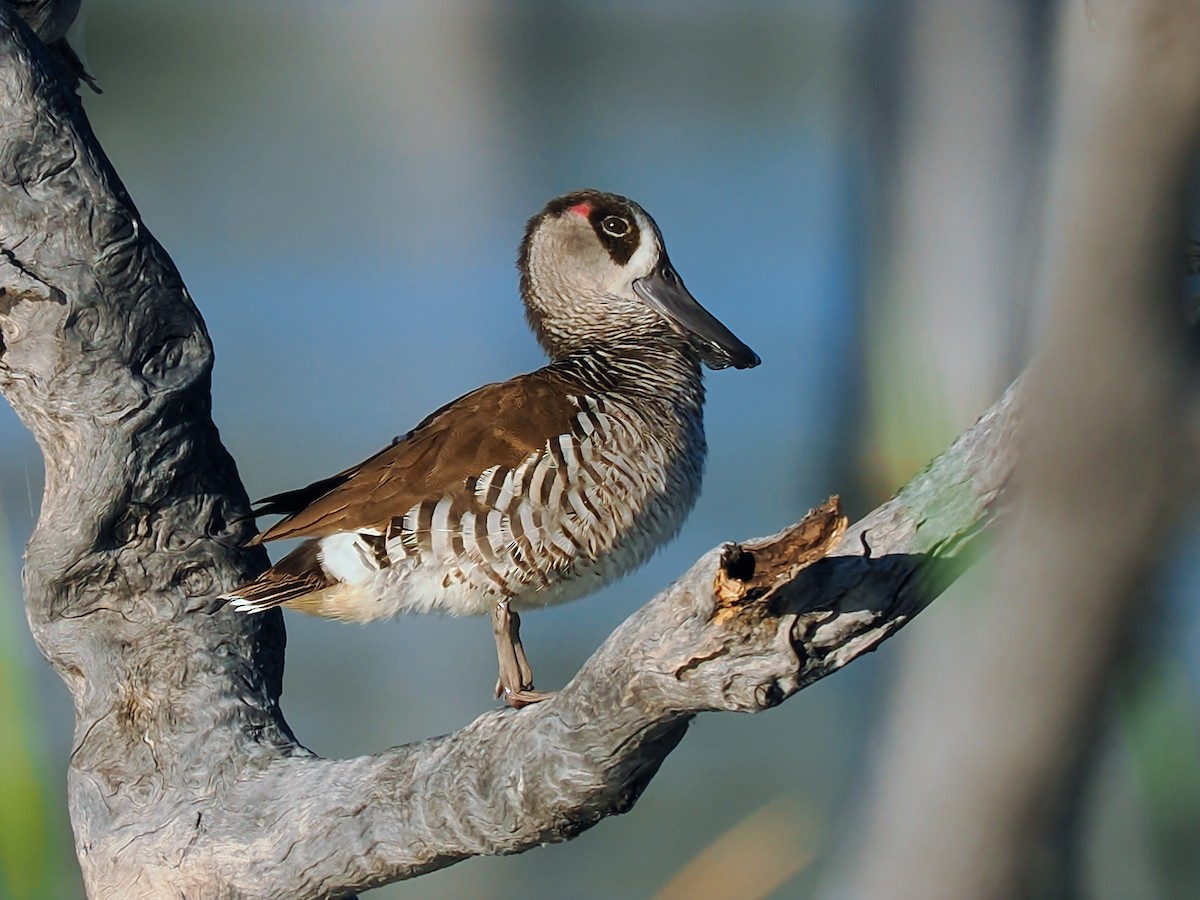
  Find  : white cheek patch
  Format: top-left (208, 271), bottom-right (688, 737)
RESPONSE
top-left (627, 212), bottom-right (661, 280)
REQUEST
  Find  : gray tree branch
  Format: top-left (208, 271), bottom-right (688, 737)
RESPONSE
top-left (0, 4), bottom-right (1016, 898)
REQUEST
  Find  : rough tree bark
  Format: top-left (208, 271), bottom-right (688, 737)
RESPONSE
top-left (0, 4), bottom-right (1016, 898)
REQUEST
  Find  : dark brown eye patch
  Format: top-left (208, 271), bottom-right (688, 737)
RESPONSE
top-left (589, 205), bottom-right (640, 265)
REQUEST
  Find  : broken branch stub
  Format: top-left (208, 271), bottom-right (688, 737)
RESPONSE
top-left (657, 498), bottom-right (849, 714)
top-left (714, 495), bottom-right (848, 621)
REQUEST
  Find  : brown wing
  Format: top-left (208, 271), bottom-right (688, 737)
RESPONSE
top-left (224, 542), bottom-right (331, 609)
top-left (251, 368), bottom-right (583, 544)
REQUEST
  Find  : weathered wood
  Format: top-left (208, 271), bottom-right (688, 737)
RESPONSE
top-left (0, 5), bottom-right (1017, 897)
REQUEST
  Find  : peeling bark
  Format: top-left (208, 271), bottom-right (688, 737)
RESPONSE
top-left (0, 5), bottom-right (1018, 898)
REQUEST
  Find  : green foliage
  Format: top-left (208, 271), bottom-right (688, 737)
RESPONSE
top-left (0, 510), bottom-right (56, 899)
top-left (1121, 662), bottom-right (1200, 898)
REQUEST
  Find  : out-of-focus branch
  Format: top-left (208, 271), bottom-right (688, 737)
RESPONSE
top-left (8, 0), bottom-right (77, 42)
top-left (836, 2), bottom-right (1200, 898)
top-left (8, 0), bottom-right (95, 91)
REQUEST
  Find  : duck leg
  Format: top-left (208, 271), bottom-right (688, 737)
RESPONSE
top-left (492, 598), bottom-right (552, 708)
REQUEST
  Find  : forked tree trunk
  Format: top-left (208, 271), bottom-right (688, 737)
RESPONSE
top-left (0, 4), bottom-right (1025, 898)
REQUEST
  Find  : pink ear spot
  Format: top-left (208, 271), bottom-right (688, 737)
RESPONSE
top-left (568, 202), bottom-right (592, 218)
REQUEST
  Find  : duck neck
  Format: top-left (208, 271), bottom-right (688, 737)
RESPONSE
top-left (553, 334), bottom-right (706, 416)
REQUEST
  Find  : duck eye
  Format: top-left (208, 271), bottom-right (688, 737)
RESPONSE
top-left (601, 215), bottom-right (631, 238)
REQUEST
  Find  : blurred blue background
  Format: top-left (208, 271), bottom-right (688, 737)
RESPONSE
top-left (0, 2), bottom-right (1196, 898)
